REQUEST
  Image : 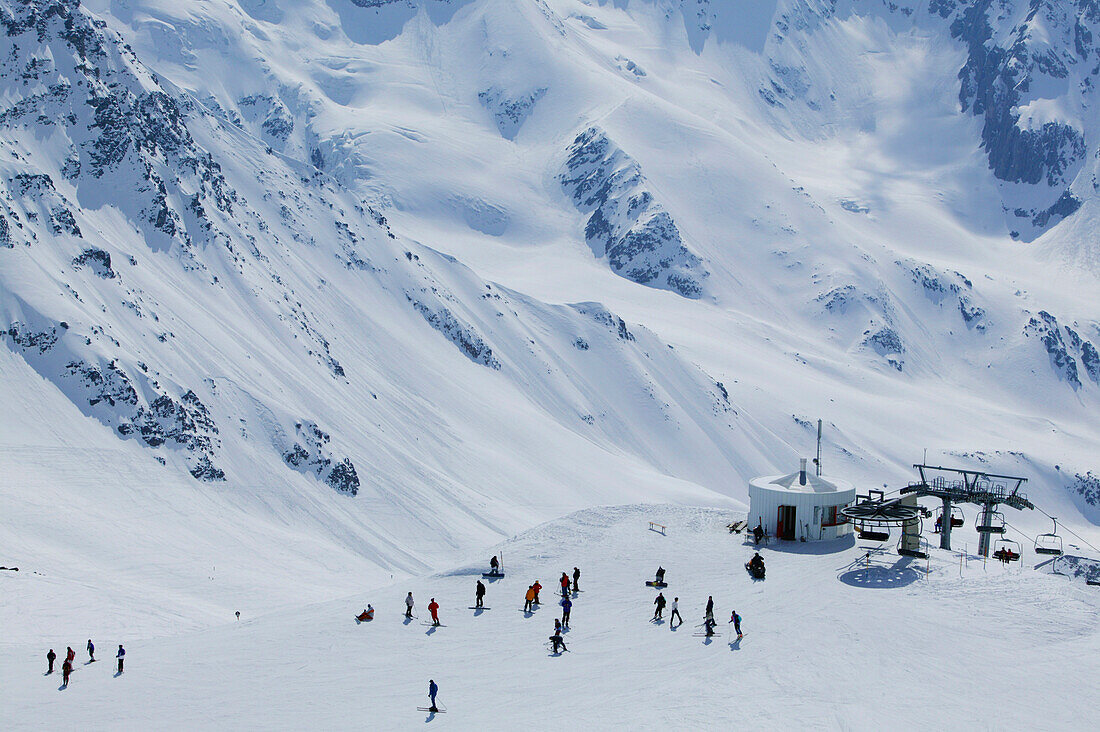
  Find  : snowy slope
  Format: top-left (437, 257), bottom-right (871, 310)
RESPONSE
top-left (3, 504), bottom-right (1098, 730)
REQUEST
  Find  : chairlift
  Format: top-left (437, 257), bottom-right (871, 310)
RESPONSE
top-left (975, 510), bottom-right (1006, 534)
top-left (992, 538), bottom-right (1021, 563)
top-left (1034, 518), bottom-right (1064, 556)
top-left (933, 506), bottom-right (964, 532)
top-left (857, 521), bottom-right (890, 542)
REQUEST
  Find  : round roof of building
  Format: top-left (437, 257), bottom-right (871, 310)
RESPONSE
top-left (749, 471), bottom-right (855, 495)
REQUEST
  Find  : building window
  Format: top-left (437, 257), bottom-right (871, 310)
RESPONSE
top-left (821, 505), bottom-right (846, 527)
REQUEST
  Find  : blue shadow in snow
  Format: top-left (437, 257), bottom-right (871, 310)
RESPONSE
top-left (838, 558), bottom-right (920, 589)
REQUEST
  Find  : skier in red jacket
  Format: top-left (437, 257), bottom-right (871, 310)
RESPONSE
top-left (428, 598), bottom-right (440, 626)
top-left (532, 581), bottom-right (542, 605)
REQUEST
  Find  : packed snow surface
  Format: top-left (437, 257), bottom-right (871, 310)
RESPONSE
top-left (3, 505), bottom-right (1098, 730)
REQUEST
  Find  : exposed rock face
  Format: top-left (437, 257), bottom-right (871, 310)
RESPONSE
top-left (478, 87), bottom-right (546, 140)
top-left (1021, 310), bottom-right (1100, 390)
top-left (281, 421), bottom-right (360, 496)
top-left (561, 127), bottom-right (707, 299)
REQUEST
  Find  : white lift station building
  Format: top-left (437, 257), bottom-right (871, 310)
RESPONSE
top-left (749, 459), bottom-right (856, 542)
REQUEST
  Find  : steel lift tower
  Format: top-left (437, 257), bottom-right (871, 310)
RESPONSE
top-left (900, 465), bottom-right (1033, 557)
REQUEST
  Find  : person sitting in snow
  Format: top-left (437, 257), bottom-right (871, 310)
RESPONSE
top-left (753, 524), bottom-right (764, 545)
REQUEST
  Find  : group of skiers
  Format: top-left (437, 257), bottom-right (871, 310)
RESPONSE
top-left (47, 641), bottom-right (124, 687)
top-left (649, 568), bottom-right (745, 640)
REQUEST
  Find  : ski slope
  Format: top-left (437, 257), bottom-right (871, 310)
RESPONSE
top-left (3, 504), bottom-right (1097, 730)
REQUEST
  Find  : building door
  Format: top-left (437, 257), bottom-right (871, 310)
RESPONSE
top-left (777, 505), bottom-right (796, 540)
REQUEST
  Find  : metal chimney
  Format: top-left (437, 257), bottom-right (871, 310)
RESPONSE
top-left (799, 458), bottom-right (807, 485)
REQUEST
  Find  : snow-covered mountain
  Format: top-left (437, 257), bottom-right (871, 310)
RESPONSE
top-left (2, 0), bottom-right (1099, 648)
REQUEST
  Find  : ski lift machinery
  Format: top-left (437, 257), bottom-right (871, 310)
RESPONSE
top-left (975, 510), bottom-right (1006, 534)
top-left (1034, 518), bottom-right (1064, 556)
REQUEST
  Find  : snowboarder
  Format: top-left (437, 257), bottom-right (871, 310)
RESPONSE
top-left (560, 572), bottom-right (570, 597)
top-left (653, 592), bottom-right (666, 620)
top-left (753, 523), bottom-right (764, 545)
top-left (62, 658), bottom-right (72, 686)
top-left (428, 598), bottom-right (440, 626)
top-left (116, 644), bottom-right (125, 674)
top-left (532, 580), bottom-right (542, 604)
top-left (704, 617), bottom-right (718, 637)
top-left (572, 566), bottom-right (580, 592)
top-left (730, 610), bottom-right (743, 639)
top-left (705, 596), bottom-right (714, 621)
top-left (65, 646), bottom-right (75, 665)
top-left (87, 639), bottom-right (95, 662)
top-left (475, 580), bottom-right (486, 608)
top-left (428, 679), bottom-right (439, 713)
top-left (655, 566), bottom-right (666, 584)
top-left (490, 556), bottom-right (500, 575)
top-left (356, 605), bottom-right (374, 622)
top-left (405, 592), bottom-right (415, 619)
top-left (235, 611), bottom-right (240, 621)
top-left (524, 585), bottom-right (536, 612)
top-left (669, 597), bottom-right (682, 626)
top-left (560, 595), bottom-right (572, 627)
top-left (549, 631), bottom-right (567, 654)
top-left (46, 648), bottom-right (56, 674)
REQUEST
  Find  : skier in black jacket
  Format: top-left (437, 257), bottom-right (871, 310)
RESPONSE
top-left (46, 649), bottom-right (56, 674)
top-left (475, 580), bottom-right (486, 609)
top-left (653, 593), bottom-right (666, 620)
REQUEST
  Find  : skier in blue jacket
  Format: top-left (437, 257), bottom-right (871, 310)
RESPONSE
top-left (428, 679), bottom-right (439, 712)
top-left (560, 596), bottom-right (572, 628)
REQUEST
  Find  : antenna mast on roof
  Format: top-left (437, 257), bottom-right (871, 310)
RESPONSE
top-left (815, 419), bottom-right (823, 476)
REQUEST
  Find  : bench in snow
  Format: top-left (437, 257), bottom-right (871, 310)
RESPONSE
top-left (648, 521), bottom-right (666, 535)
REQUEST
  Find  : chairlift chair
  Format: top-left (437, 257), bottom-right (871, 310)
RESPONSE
top-left (933, 506), bottom-right (964, 532)
top-left (1034, 518), bottom-right (1064, 556)
top-left (857, 521), bottom-right (890, 542)
top-left (992, 538), bottom-right (1021, 562)
top-left (976, 510), bottom-right (1006, 534)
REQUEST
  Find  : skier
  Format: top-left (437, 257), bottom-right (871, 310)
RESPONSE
top-left (549, 630), bottom-right (567, 654)
top-left (428, 679), bottom-right (439, 713)
top-left (654, 566), bottom-right (666, 584)
top-left (62, 658), bottom-right (73, 686)
top-left (704, 616), bottom-right (718, 637)
top-left (66, 646), bottom-right (75, 665)
top-left (705, 596), bottom-right (714, 621)
top-left (753, 523), bottom-right (764, 546)
top-left (560, 595), bottom-right (572, 628)
top-left (428, 598), bottom-right (440, 626)
top-left (730, 610), bottom-right (743, 639)
top-left (87, 639), bottom-right (95, 662)
top-left (669, 597), bottom-right (682, 626)
top-left (653, 592), bottom-right (666, 620)
top-left (475, 579), bottom-right (486, 608)
top-left (524, 585), bottom-right (536, 612)
top-left (46, 648), bottom-right (56, 674)
top-left (490, 555), bottom-right (500, 575)
top-left (532, 580), bottom-right (542, 604)
top-left (560, 572), bottom-right (570, 597)
top-left (116, 645), bottom-right (125, 674)
top-left (405, 592), bottom-right (415, 619)
top-left (554, 618), bottom-right (562, 635)
top-left (235, 611), bottom-right (240, 621)
top-left (572, 566), bottom-right (580, 592)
